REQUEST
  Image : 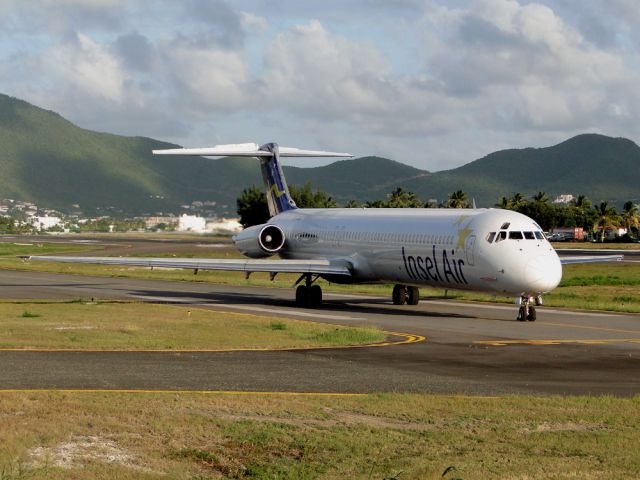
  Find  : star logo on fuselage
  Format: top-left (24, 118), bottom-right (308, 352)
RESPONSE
top-left (454, 215), bottom-right (470, 226)
top-left (456, 222), bottom-right (473, 250)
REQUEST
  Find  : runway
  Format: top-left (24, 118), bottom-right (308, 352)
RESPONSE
top-left (0, 269), bottom-right (639, 396)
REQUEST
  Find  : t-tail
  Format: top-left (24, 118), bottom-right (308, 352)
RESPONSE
top-left (153, 142), bottom-right (352, 216)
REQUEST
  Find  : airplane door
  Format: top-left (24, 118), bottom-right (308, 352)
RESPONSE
top-left (465, 235), bottom-right (476, 266)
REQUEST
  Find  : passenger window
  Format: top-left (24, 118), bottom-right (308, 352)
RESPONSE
top-left (486, 232), bottom-right (496, 243)
top-left (509, 231), bottom-right (524, 240)
top-left (535, 231), bottom-right (544, 240)
top-left (524, 231), bottom-right (535, 240)
top-left (496, 231), bottom-right (507, 242)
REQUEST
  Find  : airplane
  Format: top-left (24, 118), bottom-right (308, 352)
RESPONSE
top-left (28, 142), bottom-right (623, 321)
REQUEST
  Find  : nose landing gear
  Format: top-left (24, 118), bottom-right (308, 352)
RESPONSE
top-left (517, 295), bottom-right (540, 321)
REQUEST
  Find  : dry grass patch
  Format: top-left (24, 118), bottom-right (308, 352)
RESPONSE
top-left (0, 393), bottom-right (637, 479)
top-left (0, 301), bottom-right (384, 350)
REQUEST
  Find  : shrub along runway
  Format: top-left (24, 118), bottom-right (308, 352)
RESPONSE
top-left (0, 269), bottom-right (639, 396)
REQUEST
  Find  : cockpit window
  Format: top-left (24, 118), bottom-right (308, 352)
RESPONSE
top-left (496, 231), bottom-right (507, 242)
top-left (535, 231), bottom-right (544, 240)
top-left (500, 222), bottom-right (511, 230)
top-left (486, 232), bottom-right (496, 243)
top-left (523, 231), bottom-right (535, 240)
top-left (509, 231), bottom-right (524, 240)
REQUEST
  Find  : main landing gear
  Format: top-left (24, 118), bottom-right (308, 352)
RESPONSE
top-left (294, 273), bottom-right (322, 308)
top-left (392, 284), bottom-right (420, 306)
top-left (516, 295), bottom-right (543, 322)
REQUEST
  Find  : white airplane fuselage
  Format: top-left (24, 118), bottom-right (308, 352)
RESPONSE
top-left (241, 207), bottom-right (562, 297)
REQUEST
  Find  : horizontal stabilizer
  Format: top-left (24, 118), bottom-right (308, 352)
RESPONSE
top-left (153, 143), bottom-right (352, 158)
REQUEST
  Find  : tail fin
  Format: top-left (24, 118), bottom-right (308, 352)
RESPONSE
top-left (258, 142), bottom-right (296, 216)
top-left (153, 142), bottom-right (352, 217)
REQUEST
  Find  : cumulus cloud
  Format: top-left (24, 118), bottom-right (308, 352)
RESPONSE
top-left (46, 33), bottom-right (127, 103)
top-left (0, 0), bottom-right (639, 170)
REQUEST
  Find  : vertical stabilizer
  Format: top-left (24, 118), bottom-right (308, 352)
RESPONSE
top-left (258, 143), bottom-right (297, 216)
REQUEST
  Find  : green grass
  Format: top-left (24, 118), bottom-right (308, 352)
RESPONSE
top-left (0, 242), bottom-right (93, 257)
top-left (0, 301), bottom-right (384, 350)
top-left (0, 392), bottom-right (637, 478)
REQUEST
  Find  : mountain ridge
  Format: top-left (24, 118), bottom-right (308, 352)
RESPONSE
top-left (0, 93), bottom-right (638, 215)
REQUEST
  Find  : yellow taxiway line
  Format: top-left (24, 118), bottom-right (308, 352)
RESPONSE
top-left (0, 330), bottom-right (425, 353)
top-left (0, 388), bottom-right (367, 396)
top-left (475, 338), bottom-right (640, 347)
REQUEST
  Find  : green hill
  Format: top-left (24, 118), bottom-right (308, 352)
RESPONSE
top-left (0, 94), bottom-right (638, 215)
top-left (409, 134), bottom-right (640, 206)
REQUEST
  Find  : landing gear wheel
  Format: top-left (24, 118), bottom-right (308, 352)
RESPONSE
top-left (527, 306), bottom-right (536, 322)
top-left (392, 284), bottom-right (408, 305)
top-left (309, 284), bottom-right (323, 308)
top-left (407, 286), bottom-right (420, 305)
top-left (517, 306), bottom-right (527, 322)
top-left (296, 285), bottom-right (309, 307)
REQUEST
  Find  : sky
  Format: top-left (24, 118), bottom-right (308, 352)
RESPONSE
top-left (0, 0), bottom-right (639, 171)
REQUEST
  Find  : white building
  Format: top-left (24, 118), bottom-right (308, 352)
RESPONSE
top-left (205, 218), bottom-right (242, 234)
top-left (553, 194), bottom-right (574, 205)
top-left (30, 216), bottom-right (62, 231)
top-left (177, 214), bottom-right (206, 233)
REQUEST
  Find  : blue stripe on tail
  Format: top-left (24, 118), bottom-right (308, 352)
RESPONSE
top-left (259, 143), bottom-right (297, 216)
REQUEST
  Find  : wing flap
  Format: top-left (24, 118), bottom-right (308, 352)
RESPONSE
top-left (27, 256), bottom-right (352, 276)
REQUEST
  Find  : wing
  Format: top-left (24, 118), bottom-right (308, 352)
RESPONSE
top-left (26, 256), bottom-right (352, 276)
top-left (559, 255), bottom-right (624, 264)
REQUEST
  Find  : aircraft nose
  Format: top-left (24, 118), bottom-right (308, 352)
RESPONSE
top-left (525, 252), bottom-right (562, 293)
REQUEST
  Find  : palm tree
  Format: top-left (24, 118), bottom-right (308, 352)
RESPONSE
top-left (570, 195), bottom-right (594, 230)
top-left (386, 187), bottom-right (423, 208)
top-left (533, 191), bottom-right (550, 204)
top-left (496, 196), bottom-right (510, 209)
top-left (621, 201), bottom-right (640, 237)
top-left (446, 190), bottom-right (470, 208)
top-left (594, 201), bottom-right (620, 242)
top-left (509, 192), bottom-right (526, 209)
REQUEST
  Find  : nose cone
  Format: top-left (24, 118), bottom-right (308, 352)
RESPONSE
top-left (525, 252), bottom-right (562, 293)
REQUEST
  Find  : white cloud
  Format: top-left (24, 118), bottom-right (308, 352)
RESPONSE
top-left (163, 46), bottom-right (251, 111)
top-left (1, 0), bottom-right (639, 171)
top-left (46, 33), bottom-right (126, 103)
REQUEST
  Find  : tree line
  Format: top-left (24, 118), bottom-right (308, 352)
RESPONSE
top-left (237, 184), bottom-right (640, 241)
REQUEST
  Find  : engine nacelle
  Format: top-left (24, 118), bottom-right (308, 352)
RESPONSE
top-left (233, 224), bottom-right (286, 258)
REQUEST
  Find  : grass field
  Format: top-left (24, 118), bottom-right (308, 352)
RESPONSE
top-left (0, 301), bottom-right (384, 350)
top-left (0, 392), bottom-right (638, 479)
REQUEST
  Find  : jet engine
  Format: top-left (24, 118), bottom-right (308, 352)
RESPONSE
top-left (233, 224), bottom-right (286, 258)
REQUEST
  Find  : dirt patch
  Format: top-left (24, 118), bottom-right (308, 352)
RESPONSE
top-left (216, 411), bottom-right (434, 431)
top-left (29, 435), bottom-right (147, 471)
top-left (523, 422), bottom-right (607, 433)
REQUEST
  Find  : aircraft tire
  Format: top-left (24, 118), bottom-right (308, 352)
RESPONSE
top-left (295, 285), bottom-right (310, 307)
top-left (517, 306), bottom-right (526, 321)
top-left (392, 284), bottom-right (407, 305)
top-left (527, 306), bottom-right (536, 322)
top-left (407, 286), bottom-right (420, 305)
top-left (309, 284), bottom-right (322, 307)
